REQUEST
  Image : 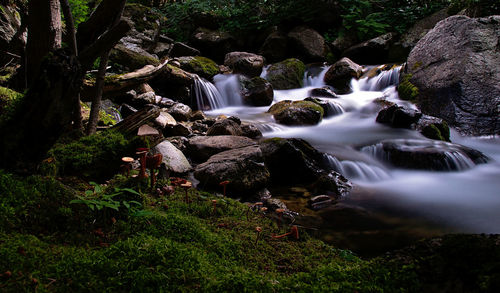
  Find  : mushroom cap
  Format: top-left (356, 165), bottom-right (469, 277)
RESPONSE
top-left (219, 180), bottom-right (230, 186)
top-left (255, 202), bottom-right (263, 206)
top-left (122, 157), bottom-right (134, 163)
top-left (180, 181), bottom-right (192, 189)
top-left (275, 208), bottom-right (285, 214)
top-left (255, 227), bottom-right (262, 233)
top-left (212, 199), bottom-right (217, 203)
top-left (261, 207), bottom-right (268, 212)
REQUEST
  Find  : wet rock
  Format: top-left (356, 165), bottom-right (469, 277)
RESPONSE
top-left (241, 123), bottom-right (263, 139)
top-left (240, 76), bottom-right (274, 106)
top-left (166, 136), bottom-right (189, 152)
top-left (308, 87), bottom-right (338, 99)
top-left (152, 140), bottom-right (192, 174)
top-left (194, 145), bottom-right (270, 196)
top-left (261, 138), bottom-right (351, 196)
top-left (206, 118), bottom-right (243, 136)
top-left (191, 121), bottom-right (209, 134)
top-left (323, 57), bottom-right (363, 94)
top-left (119, 103), bottom-right (138, 119)
top-left (268, 100), bottom-right (324, 125)
top-left (109, 43), bottom-right (160, 71)
top-left (167, 103), bottom-right (192, 122)
top-left (287, 26), bottom-right (331, 62)
top-left (134, 91), bottom-right (156, 107)
top-left (190, 110), bottom-right (207, 121)
top-left (416, 115), bottom-right (450, 142)
top-left (154, 111), bottom-right (177, 129)
top-left (187, 135), bottom-right (257, 162)
top-left (164, 123), bottom-right (192, 137)
top-left (177, 56), bottom-right (219, 80)
top-left (266, 58), bottom-right (306, 90)
top-left (304, 97), bottom-right (343, 118)
top-left (224, 52), bottom-right (265, 77)
top-left (406, 15), bottom-right (500, 136)
top-left (363, 139), bottom-right (489, 171)
top-left (376, 104), bottom-right (422, 129)
top-left (342, 33), bottom-right (397, 65)
top-left (190, 27), bottom-right (238, 63)
top-left (308, 195), bottom-right (335, 210)
top-left (259, 31), bottom-right (288, 63)
top-left (399, 8), bottom-right (449, 54)
top-left (169, 42), bottom-right (200, 57)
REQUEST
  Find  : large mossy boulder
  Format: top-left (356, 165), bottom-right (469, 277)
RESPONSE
top-left (323, 57), bottom-right (363, 94)
top-left (260, 138), bottom-right (351, 197)
top-left (187, 135), bottom-right (257, 162)
top-left (240, 76), bottom-right (274, 106)
top-left (268, 100), bottom-right (324, 125)
top-left (177, 56), bottom-right (219, 80)
top-left (109, 44), bottom-right (160, 72)
top-left (362, 139), bottom-right (489, 171)
top-left (194, 145), bottom-right (270, 196)
top-left (224, 52), bottom-right (265, 77)
top-left (287, 26), bottom-right (331, 63)
top-left (266, 58), bottom-right (306, 90)
top-left (406, 15), bottom-right (500, 136)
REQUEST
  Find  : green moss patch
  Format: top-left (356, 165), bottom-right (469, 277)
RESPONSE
top-left (266, 58), bottom-right (306, 90)
top-left (178, 56), bottom-right (220, 80)
top-left (398, 74), bottom-right (419, 102)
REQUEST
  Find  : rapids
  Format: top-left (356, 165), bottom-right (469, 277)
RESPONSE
top-left (194, 64), bottom-right (500, 255)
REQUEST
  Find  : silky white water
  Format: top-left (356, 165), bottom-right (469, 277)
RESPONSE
top-left (195, 65), bottom-right (500, 237)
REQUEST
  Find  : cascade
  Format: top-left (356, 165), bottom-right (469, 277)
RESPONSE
top-left (192, 74), bottom-right (243, 110)
top-left (303, 65), bottom-right (329, 87)
top-left (357, 65), bottom-right (401, 91)
top-left (324, 154), bottom-right (391, 182)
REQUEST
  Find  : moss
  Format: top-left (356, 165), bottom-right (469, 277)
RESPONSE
top-left (0, 86), bottom-right (23, 125)
top-left (420, 121), bottom-right (450, 142)
top-left (179, 56), bottom-right (220, 79)
top-left (268, 100), bottom-right (324, 118)
top-left (109, 44), bottom-right (160, 71)
top-left (123, 3), bottom-right (165, 32)
top-left (398, 74), bottom-right (419, 102)
top-left (266, 58), bottom-right (306, 90)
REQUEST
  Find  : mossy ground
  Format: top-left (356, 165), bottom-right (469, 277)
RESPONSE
top-left (0, 168), bottom-right (419, 292)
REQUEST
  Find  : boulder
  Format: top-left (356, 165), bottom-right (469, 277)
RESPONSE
top-left (190, 27), bottom-right (238, 63)
top-left (119, 103), bottom-right (137, 119)
top-left (362, 139), bottom-right (489, 171)
top-left (154, 111), bottom-right (177, 129)
top-left (169, 42), bottom-right (200, 57)
top-left (376, 104), bottom-right (422, 129)
top-left (259, 31), bottom-right (288, 63)
top-left (308, 87), bottom-right (338, 99)
top-left (187, 135), bottom-right (257, 162)
top-left (406, 15), bottom-right (500, 136)
top-left (133, 91), bottom-right (156, 107)
top-left (287, 26), bottom-right (331, 62)
top-left (241, 123), bottom-right (263, 139)
top-left (304, 97), bottom-right (343, 117)
top-left (177, 56), bottom-right (219, 80)
top-left (164, 123), bottom-right (192, 137)
top-left (224, 52), bottom-right (265, 77)
top-left (152, 42), bottom-right (171, 59)
top-left (109, 43), bottom-right (160, 71)
top-left (268, 100), bottom-right (324, 126)
top-left (399, 8), bottom-right (449, 54)
top-left (416, 115), bottom-right (450, 142)
top-left (266, 58), bottom-right (306, 90)
top-left (323, 57), bottom-right (363, 94)
top-left (206, 118), bottom-right (243, 136)
top-left (342, 33), bottom-right (397, 65)
top-left (260, 138), bottom-right (351, 197)
top-left (152, 140), bottom-right (192, 174)
top-left (240, 76), bottom-right (274, 106)
top-left (194, 145), bottom-right (270, 196)
top-left (167, 103), bottom-right (192, 122)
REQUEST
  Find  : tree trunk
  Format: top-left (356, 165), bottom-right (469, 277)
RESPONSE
top-left (87, 51), bottom-right (110, 135)
top-left (26, 0), bottom-right (62, 87)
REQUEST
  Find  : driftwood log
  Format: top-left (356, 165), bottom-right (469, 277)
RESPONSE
top-left (112, 105), bottom-right (161, 135)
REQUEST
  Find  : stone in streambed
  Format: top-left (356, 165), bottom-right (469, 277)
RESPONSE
top-left (268, 100), bottom-right (324, 125)
top-left (323, 57), bottom-right (363, 94)
top-left (187, 135), bottom-right (257, 162)
top-left (152, 140), bottom-right (192, 174)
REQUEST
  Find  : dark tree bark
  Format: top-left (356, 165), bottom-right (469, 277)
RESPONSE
top-left (26, 0), bottom-right (62, 86)
top-left (86, 50), bottom-right (110, 135)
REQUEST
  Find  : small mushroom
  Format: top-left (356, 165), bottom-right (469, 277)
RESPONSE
top-left (180, 181), bottom-right (192, 203)
top-left (272, 225), bottom-right (299, 240)
top-left (275, 208), bottom-right (285, 230)
top-left (212, 199), bottom-right (217, 215)
top-left (255, 226), bottom-right (262, 245)
top-left (121, 157), bottom-right (134, 177)
top-left (146, 153), bottom-right (163, 189)
top-left (219, 180), bottom-right (230, 197)
top-left (135, 148), bottom-right (149, 179)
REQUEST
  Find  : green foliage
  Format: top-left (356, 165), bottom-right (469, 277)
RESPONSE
top-left (0, 87), bottom-right (23, 126)
top-left (448, 0), bottom-right (500, 16)
top-left (43, 130), bottom-right (140, 180)
top-left (68, 0), bottom-right (90, 27)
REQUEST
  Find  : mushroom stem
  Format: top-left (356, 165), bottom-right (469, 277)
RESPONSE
top-left (272, 225), bottom-right (299, 240)
top-left (212, 200), bottom-right (217, 215)
top-left (255, 227), bottom-right (262, 245)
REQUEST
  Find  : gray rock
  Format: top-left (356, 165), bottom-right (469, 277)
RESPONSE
top-left (241, 123), bottom-right (263, 139)
top-left (268, 100), bottom-right (324, 126)
top-left (167, 103), bottom-right (192, 122)
top-left (152, 140), bottom-right (192, 174)
top-left (194, 145), bottom-right (270, 196)
top-left (287, 26), bottom-right (330, 62)
top-left (406, 15), bottom-right (500, 135)
top-left (190, 27), bottom-right (237, 63)
top-left (240, 76), bottom-right (274, 106)
top-left (323, 57), bottom-right (363, 94)
top-left (224, 52), bottom-right (265, 77)
top-left (187, 135), bottom-right (257, 162)
top-left (154, 111), bottom-right (177, 129)
top-left (134, 92), bottom-right (156, 106)
top-left (259, 31), bottom-right (288, 63)
top-left (376, 104), bottom-right (422, 129)
top-left (164, 123), bottom-right (192, 137)
top-left (109, 43), bottom-right (160, 71)
top-left (266, 58), bottom-right (306, 90)
top-left (206, 118), bottom-right (243, 136)
top-left (308, 87), bottom-right (338, 99)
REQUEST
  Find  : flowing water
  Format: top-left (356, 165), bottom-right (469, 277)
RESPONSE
top-left (193, 65), bottom-right (500, 256)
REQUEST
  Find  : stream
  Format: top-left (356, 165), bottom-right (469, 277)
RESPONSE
top-left (194, 64), bottom-right (500, 256)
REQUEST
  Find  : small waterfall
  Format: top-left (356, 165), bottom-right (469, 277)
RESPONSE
top-left (214, 74), bottom-right (243, 106)
top-left (324, 154), bottom-right (391, 182)
top-left (444, 151), bottom-right (476, 170)
top-left (325, 101), bottom-right (345, 116)
top-left (356, 65), bottom-right (401, 91)
top-left (360, 143), bottom-right (388, 162)
top-left (192, 74), bottom-right (243, 110)
top-left (303, 65), bottom-right (329, 87)
top-left (193, 75), bottom-right (224, 110)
